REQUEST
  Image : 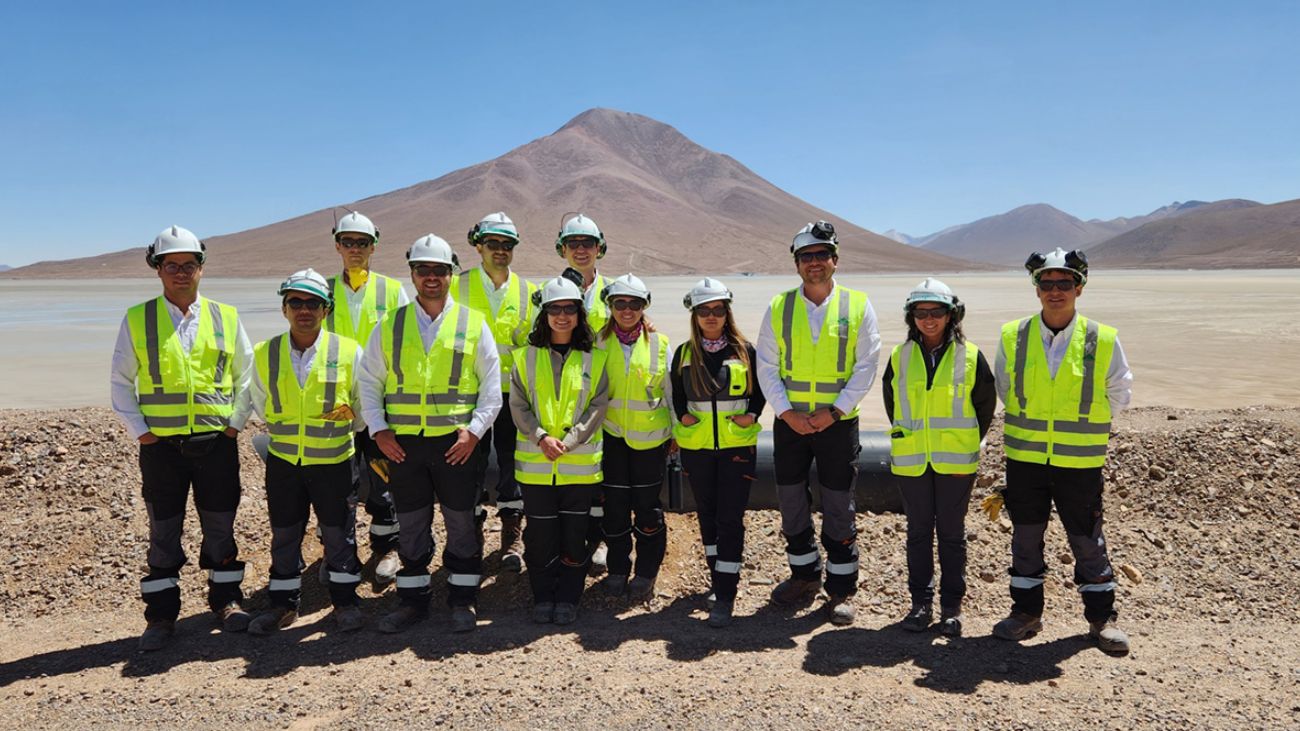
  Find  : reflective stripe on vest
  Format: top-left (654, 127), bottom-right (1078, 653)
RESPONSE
top-left (256, 330), bottom-right (358, 465)
top-left (381, 303), bottom-right (483, 436)
top-left (601, 332), bottom-right (671, 449)
top-left (324, 272), bottom-right (402, 345)
top-left (513, 345), bottom-right (608, 485)
top-left (585, 274), bottom-right (611, 334)
top-left (672, 346), bottom-right (760, 451)
top-left (769, 286), bottom-right (868, 416)
top-left (127, 296), bottom-right (237, 436)
top-left (454, 270), bottom-right (536, 393)
top-left (888, 339), bottom-right (981, 476)
top-left (1001, 315), bottom-right (1116, 468)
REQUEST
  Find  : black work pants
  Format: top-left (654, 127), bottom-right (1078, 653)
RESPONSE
top-left (521, 482), bottom-right (599, 604)
top-left (1003, 458), bottom-right (1117, 623)
top-left (897, 468), bottom-right (974, 609)
top-left (355, 430), bottom-right (399, 554)
top-left (681, 446), bottom-right (755, 601)
top-left (773, 417), bottom-right (861, 597)
top-left (387, 433), bottom-right (483, 609)
top-left (473, 405), bottom-right (524, 519)
top-left (265, 455), bottom-right (360, 610)
top-left (601, 436), bottom-right (668, 578)
top-left (137, 433), bottom-right (244, 622)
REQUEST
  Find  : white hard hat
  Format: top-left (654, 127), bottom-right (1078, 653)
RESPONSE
top-left (904, 277), bottom-right (956, 309)
top-left (554, 213), bottom-right (606, 257)
top-left (470, 212), bottom-right (519, 243)
top-left (406, 234), bottom-right (458, 268)
top-left (333, 211), bottom-right (378, 241)
top-left (682, 277), bottom-right (733, 309)
top-left (601, 273), bottom-right (651, 306)
top-left (791, 220), bottom-right (839, 254)
top-left (146, 225), bottom-right (206, 268)
top-left (1025, 247), bottom-right (1089, 285)
top-left (532, 276), bottom-right (585, 309)
top-left (278, 268), bottom-right (332, 306)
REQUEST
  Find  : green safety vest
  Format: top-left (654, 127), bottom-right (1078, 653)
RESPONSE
top-left (324, 271), bottom-right (404, 346)
top-left (585, 274), bottom-right (611, 334)
top-left (1001, 314), bottom-right (1116, 468)
top-left (127, 296), bottom-right (238, 436)
top-left (600, 332), bottom-right (671, 449)
top-left (672, 347), bottom-right (760, 451)
top-left (379, 302), bottom-right (485, 437)
top-left (513, 345), bottom-right (608, 485)
top-left (452, 269), bottom-right (537, 393)
top-left (769, 285), bottom-right (869, 417)
top-left (254, 330), bottom-right (360, 465)
top-left (888, 339), bottom-right (981, 476)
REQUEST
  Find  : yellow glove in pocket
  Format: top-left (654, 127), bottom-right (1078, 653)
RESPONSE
top-left (321, 404), bottom-right (355, 422)
top-left (980, 492), bottom-right (1004, 522)
top-left (369, 458), bottom-right (391, 484)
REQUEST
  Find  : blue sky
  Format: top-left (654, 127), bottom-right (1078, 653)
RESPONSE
top-left (1, 1), bottom-right (1297, 267)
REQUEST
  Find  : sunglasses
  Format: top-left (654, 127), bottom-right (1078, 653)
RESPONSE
top-left (337, 238), bottom-right (373, 249)
top-left (482, 240), bottom-right (516, 251)
top-left (411, 263), bottom-right (452, 278)
top-left (694, 304), bottom-right (728, 318)
top-left (160, 262), bottom-right (200, 275)
top-left (796, 250), bottom-right (834, 264)
top-left (1036, 279), bottom-right (1078, 292)
top-left (611, 299), bottom-right (645, 311)
top-left (546, 303), bottom-right (580, 316)
top-left (563, 238), bottom-right (599, 250)
top-left (284, 298), bottom-right (327, 311)
top-left (910, 307), bottom-right (950, 320)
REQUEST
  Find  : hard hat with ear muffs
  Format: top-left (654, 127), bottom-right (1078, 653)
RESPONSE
top-left (468, 211), bottom-right (520, 245)
top-left (277, 268), bottom-right (334, 310)
top-left (601, 273), bottom-right (651, 307)
top-left (333, 211), bottom-right (379, 242)
top-left (790, 220), bottom-right (839, 254)
top-left (146, 225), bottom-right (206, 268)
top-left (904, 277), bottom-right (965, 322)
top-left (406, 234), bottom-right (459, 270)
top-left (1025, 247), bottom-right (1089, 285)
top-left (554, 213), bottom-right (606, 258)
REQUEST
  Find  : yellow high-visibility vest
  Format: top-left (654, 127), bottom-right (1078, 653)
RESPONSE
top-left (769, 285), bottom-right (869, 417)
top-left (379, 302), bottom-right (484, 437)
top-left (600, 332), bottom-right (671, 449)
top-left (672, 347), bottom-right (760, 451)
top-left (513, 345), bottom-right (608, 485)
top-left (324, 271), bottom-right (403, 346)
top-left (127, 296), bottom-right (238, 436)
top-left (888, 339), bottom-right (981, 476)
top-left (452, 269), bottom-right (537, 393)
top-left (585, 274), bottom-right (611, 334)
top-left (255, 330), bottom-right (360, 465)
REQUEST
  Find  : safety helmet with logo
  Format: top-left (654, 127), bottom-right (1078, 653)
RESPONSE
top-left (601, 273), bottom-right (651, 307)
top-left (406, 234), bottom-right (459, 270)
top-left (682, 277), bottom-right (733, 310)
top-left (790, 220), bottom-right (838, 255)
top-left (277, 268), bottom-right (333, 309)
top-left (468, 211), bottom-right (519, 245)
top-left (1025, 247), bottom-right (1088, 286)
top-left (554, 213), bottom-right (607, 258)
top-left (531, 276), bottom-right (586, 310)
top-left (904, 277), bottom-right (965, 322)
top-left (333, 211), bottom-right (378, 242)
top-left (145, 225), bottom-right (206, 269)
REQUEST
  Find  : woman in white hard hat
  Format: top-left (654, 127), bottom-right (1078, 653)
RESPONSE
top-left (593, 274), bottom-right (672, 601)
top-left (508, 276), bottom-right (611, 626)
top-left (671, 278), bottom-right (766, 628)
top-left (881, 277), bottom-right (996, 637)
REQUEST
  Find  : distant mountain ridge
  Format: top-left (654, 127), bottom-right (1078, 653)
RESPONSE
top-left (1087, 198), bottom-right (1300, 268)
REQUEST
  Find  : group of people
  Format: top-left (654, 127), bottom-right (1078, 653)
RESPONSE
top-left (111, 209), bottom-right (1133, 656)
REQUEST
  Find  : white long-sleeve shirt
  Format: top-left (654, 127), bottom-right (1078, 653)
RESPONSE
top-left (109, 294), bottom-right (254, 440)
top-left (340, 272), bottom-right (411, 333)
top-left (357, 297), bottom-right (502, 439)
top-left (756, 281), bottom-right (882, 417)
top-left (993, 312), bottom-right (1133, 415)
top-left (245, 329), bottom-right (365, 432)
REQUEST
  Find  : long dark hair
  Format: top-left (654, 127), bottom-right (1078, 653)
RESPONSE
top-left (528, 302), bottom-right (596, 351)
top-left (904, 306), bottom-right (965, 345)
top-left (678, 302), bottom-right (753, 396)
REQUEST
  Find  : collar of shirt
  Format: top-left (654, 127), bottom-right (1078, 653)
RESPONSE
top-left (799, 281), bottom-right (838, 311)
top-left (162, 295), bottom-right (202, 325)
top-left (476, 266), bottom-right (510, 293)
top-left (414, 295), bottom-right (457, 350)
top-left (288, 329), bottom-right (323, 387)
top-left (1038, 312), bottom-right (1078, 346)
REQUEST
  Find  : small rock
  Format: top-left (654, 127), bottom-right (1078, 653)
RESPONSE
top-left (1148, 465), bottom-right (1167, 481)
top-left (1119, 564), bottom-right (1143, 585)
top-left (1058, 552), bottom-right (1074, 565)
top-left (749, 577), bottom-right (774, 586)
top-left (1166, 414), bottom-right (1178, 420)
top-left (979, 570), bottom-right (998, 583)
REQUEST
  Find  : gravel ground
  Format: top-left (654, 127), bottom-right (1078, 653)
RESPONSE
top-left (1, 406), bottom-right (1298, 729)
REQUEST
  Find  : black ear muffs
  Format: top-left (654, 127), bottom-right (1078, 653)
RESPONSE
top-left (147, 241), bottom-right (206, 269)
top-left (951, 296), bottom-right (966, 323)
top-left (1065, 249), bottom-right (1089, 280)
top-left (531, 289), bottom-right (544, 308)
top-left (468, 223), bottom-right (481, 245)
top-left (1024, 251), bottom-right (1047, 276)
top-left (554, 231), bottom-right (608, 257)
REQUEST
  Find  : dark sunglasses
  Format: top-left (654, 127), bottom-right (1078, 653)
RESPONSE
top-left (1037, 279), bottom-right (1078, 292)
top-left (611, 299), bottom-right (645, 311)
top-left (546, 303), bottom-right (580, 316)
top-left (336, 238), bottom-right (373, 249)
top-left (481, 240), bottom-right (517, 251)
top-left (284, 298), bottom-right (326, 311)
top-left (796, 250), bottom-right (834, 264)
top-left (910, 307), bottom-right (950, 320)
top-left (694, 304), bottom-right (728, 318)
top-left (411, 263), bottom-right (452, 278)
top-left (563, 238), bottom-right (599, 250)
top-left (160, 262), bottom-right (200, 275)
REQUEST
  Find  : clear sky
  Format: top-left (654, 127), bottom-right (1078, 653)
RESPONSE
top-left (1, 1), bottom-right (1296, 267)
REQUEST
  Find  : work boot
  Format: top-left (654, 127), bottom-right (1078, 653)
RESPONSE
top-left (553, 603), bottom-right (579, 626)
top-left (377, 605), bottom-right (425, 634)
top-left (939, 606), bottom-right (963, 638)
top-left (217, 602), bottom-right (252, 633)
top-left (628, 576), bottom-right (656, 602)
top-left (708, 599), bottom-right (734, 628)
top-left (334, 605), bottom-right (365, 633)
top-left (248, 607), bottom-right (296, 636)
top-left (993, 611), bottom-right (1043, 641)
top-left (901, 603), bottom-right (933, 632)
top-left (589, 544), bottom-right (608, 577)
top-left (1089, 619), bottom-right (1131, 654)
top-left (532, 602), bottom-right (556, 624)
top-left (373, 550), bottom-right (401, 585)
top-left (499, 515), bottom-right (524, 572)
top-left (705, 591), bottom-right (717, 610)
top-left (138, 620), bottom-right (175, 652)
top-left (601, 574), bottom-right (629, 597)
top-left (451, 605), bottom-right (477, 634)
top-left (826, 595), bottom-right (856, 626)
top-left (770, 576), bottom-right (822, 606)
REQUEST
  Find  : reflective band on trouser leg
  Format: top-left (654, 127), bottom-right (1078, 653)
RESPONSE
top-left (1010, 576), bottom-right (1045, 589)
top-left (208, 568), bottom-right (245, 584)
top-left (448, 574), bottom-right (482, 587)
top-left (1079, 581), bottom-right (1118, 593)
top-left (269, 577), bottom-right (302, 591)
top-left (497, 499), bottom-right (524, 511)
top-left (787, 550), bottom-right (821, 568)
top-left (369, 523), bottom-right (400, 537)
top-left (141, 577), bottom-right (180, 595)
top-left (715, 560), bottom-right (742, 574)
top-left (395, 574), bottom-right (432, 589)
top-left (329, 571), bottom-right (362, 584)
top-left (589, 505), bottom-right (605, 518)
top-left (827, 560), bottom-right (859, 575)
top-left (704, 544), bottom-right (718, 557)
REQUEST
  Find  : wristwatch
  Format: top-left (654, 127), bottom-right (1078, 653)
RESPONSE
top-left (829, 406), bottom-right (844, 419)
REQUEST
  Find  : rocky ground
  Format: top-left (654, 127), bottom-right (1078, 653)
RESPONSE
top-left (0, 406), bottom-right (1298, 729)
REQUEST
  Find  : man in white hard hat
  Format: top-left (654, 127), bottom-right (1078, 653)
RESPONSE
top-left (358, 235), bottom-right (502, 633)
top-left (323, 210), bottom-right (409, 585)
top-left (110, 226), bottom-right (255, 651)
top-left (453, 212), bottom-right (538, 571)
top-left (991, 248), bottom-right (1134, 654)
top-left (245, 269), bottom-right (366, 636)
top-left (756, 220), bottom-right (881, 626)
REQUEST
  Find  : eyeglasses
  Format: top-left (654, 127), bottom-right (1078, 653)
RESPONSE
top-left (563, 238), bottom-right (599, 250)
top-left (1036, 279), bottom-right (1078, 292)
top-left (546, 303), bottom-right (580, 316)
top-left (337, 238), bottom-right (373, 249)
top-left (284, 298), bottom-right (326, 311)
top-left (611, 299), bottom-right (645, 311)
top-left (910, 307), bottom-right (950, 320)
top-left (482, 240), bottom-right (516, 251)
top-left (160, 262), bottom-right (200, 275)
top-left (694, 304), bottom-right (728, 318)
top-left (411, 263), bottom-right (452, 278)
top-left (796, 250), bottom-right (834, 264)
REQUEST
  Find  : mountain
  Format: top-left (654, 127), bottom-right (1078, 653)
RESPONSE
top-left (1086, 198), bottom-right (1300, 268)
top-left (881, 229), bottom-right (915, 245)
top-left (7, 109), bottom-right (975, 279)
top-left (0, 265), bottom-right (10, 272)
